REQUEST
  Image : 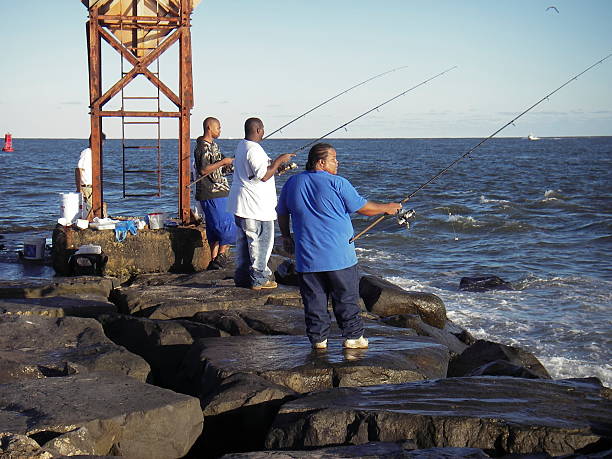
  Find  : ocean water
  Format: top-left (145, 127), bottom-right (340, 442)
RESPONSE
top-left (1, 137), bottom-right (610, 385)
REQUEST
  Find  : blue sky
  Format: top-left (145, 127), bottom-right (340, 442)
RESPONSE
top-left (1, 1), bottom-right (611, 139)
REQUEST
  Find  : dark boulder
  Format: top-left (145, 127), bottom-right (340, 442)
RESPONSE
top-left (96, 313), bottom-right (223, 389)
top-left (359, 275), bottom-right (446, 328)
top-left (459, 275), bottom-right (513, 292)
top-left (221, 444), bottom-right (491, 458)
top-left (0, 294), bottom-right (116, 318)
top-left (380, 314), bottom-right (470, 355)
top-left (447, 339), bottom-right (551, 378)
top-left (0, 373), bottom-right (203, 458)
top-left (0, 314), bottom-right (150, 383)
top-left (0, 276), bottom-right (117, 299)
top-left (265, 376), bottom-right (612, 457)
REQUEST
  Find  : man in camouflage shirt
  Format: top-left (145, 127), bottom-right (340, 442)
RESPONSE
top-left (194, 117), bottom-right (236, 269)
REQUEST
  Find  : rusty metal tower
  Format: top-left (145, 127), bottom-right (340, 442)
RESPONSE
top-left (81, 0), bottom-right (201, 223)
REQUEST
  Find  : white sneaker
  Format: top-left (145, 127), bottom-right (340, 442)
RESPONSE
top-left (312, 339), bottom-right (328, 349)
top-left (343, 336), bottom-right (368, 349)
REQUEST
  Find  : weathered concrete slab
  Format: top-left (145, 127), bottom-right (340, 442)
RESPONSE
top-left (112, 284), bottom-right (303, 319)
top-left (0, 276), bottom-right (116, 299)
top-left (448, 339), bottom-right (551, 379)
top-left (359, 275), bottom-right (447, 328)
top-left (221, 444), bottom-right (492, 458)
top-left (0, 373), bottom-right (203, 458)
top-left (0, 314), bottom-right (150, 383)
top-left (97, 313), bottom-right (224, 389)
top-left (181, 335), bottom-right (449, 397)
top-left (52, 224), bottom-right (212, 279)
top-left (0, 294), bottom-right (116, 318)
top-left (266, 377), bottom-right (612, 457)
top-left (191, 305), bottom-right (418, 339)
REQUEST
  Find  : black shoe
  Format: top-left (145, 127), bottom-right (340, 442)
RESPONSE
top-left (207, 252), bottom-right (228, 270)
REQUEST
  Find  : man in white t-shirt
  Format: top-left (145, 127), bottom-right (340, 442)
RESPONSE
top-left (227, 118), bottom-right (295, 290)
top-left (75, 132), bottom-right (105, 218)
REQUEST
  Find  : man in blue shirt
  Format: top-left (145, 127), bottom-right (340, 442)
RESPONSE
top-left (277, 143), bottom-right (401, 349)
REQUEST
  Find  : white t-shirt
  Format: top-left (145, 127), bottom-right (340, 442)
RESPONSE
top-left (227, 139), bottom-right (277, 221)
top-left (77, 147), bottom-right (92, 186)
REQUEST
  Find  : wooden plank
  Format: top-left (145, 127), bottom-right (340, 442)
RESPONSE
top-left (88, 8), bottom-right (103, 219)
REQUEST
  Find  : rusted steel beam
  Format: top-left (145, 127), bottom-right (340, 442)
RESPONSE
top-left (97, 110), bottom-right (180, 117)
top-left (178, 0), bottom-right (193, 224)
top-left (98, 14), bottom-right (180, 22)
top-left (95, 26), bottom-right (181, 108)
top-left (87, 8), bottom-right (104, 220)
top-left (104, 23), bottom-right (177, 30)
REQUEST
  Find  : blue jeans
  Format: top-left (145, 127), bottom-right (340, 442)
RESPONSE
top-left (234, 216), bottom-right (274, 288)
top-left (298, 264), bottom-right (364, 344)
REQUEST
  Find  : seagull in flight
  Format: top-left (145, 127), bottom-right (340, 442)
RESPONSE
top-left (546, 6), bottom-right (559, 13)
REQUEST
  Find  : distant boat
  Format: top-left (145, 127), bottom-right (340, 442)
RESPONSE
top-left (527, 134), bottom-right (540, 141)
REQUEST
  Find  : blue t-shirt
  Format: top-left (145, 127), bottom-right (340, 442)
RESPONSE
top-left (276, 170), bottom-right (367, 273)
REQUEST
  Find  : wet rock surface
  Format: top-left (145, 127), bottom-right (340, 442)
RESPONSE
top-left (112, 283), bottom-right (302, 319)
top-left (0, 276), bottom-right (116, 299)
top-left (266, 377), bottom-right (612, 456)
top-left (221, 444), bottom-right (492, 458)
top-left (448, 339), bottom-right (551, 378)
top-left (0, 294), bottom-right (116, 318)
top-left (181, 335), bottom-right (449, 397)
top-left (0, 314), bottom-right (150, 383)
top-left (0, 373), bottom-right (203, 458)
top-left (359, 275), bottom-right (447, 328)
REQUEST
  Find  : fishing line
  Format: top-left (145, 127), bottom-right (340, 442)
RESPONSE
top-left (187, 64), bottom-right (415, 188)
top-left (284, 65), bottom-right (458, 157)
top-left (263, 65), bottom-right (412, 139)
top-left (350, 52), bottom-right (612, 243)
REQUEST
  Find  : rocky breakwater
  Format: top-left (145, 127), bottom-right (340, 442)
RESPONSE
top-left (1, 257), bottom-right (610, 458)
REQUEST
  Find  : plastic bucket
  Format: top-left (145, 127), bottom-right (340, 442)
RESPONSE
top-left (23, 237), bottom-right (46, 260)
top-left (147, 212), bottom-right (166, 229)
top-left (60, 192), bottom-right (80, 223)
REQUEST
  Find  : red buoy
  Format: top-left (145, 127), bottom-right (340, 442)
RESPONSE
top-left (2, 133), bottom-right (14, 152)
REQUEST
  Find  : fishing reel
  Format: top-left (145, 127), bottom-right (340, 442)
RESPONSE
top-left (278, 162), bottom-right (298, 175)
top-left (397, 206), bottom-right (416, 228)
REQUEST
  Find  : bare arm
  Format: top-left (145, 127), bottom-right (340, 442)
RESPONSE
top-left (75, 168), bottom-right (82, 192)
top-left (199, 157), bottom-right (233, 176)
top-left (260, 153), bottom-right (296, 182)
top-left (277, 213), bottom-right (294, 254)
top-left (357, 201), bottom-right (402, 216)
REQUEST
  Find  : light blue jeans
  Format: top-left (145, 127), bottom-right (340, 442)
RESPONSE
top-left (234, 216), bottom-right (274, 288)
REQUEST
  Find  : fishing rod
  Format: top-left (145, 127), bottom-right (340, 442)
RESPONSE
top-left (350, 52), bottom-right (612, 243)
top-left (285, 65), bottom-right (458, 157)
top-left (263, 65), bottom-right (412, 139)
top-left (187, 65), bottom-right (413, 188)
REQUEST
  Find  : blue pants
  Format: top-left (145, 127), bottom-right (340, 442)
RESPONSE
top-left (234, 216), bottom-right (274, 288)
top-left (298, 264), bottom-right (364, 344)
top-left (200, 197), bottom-right (237, 246)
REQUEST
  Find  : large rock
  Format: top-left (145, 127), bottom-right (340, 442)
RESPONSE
top-left (97, 313), bottom-right (223, 389)
top-left (266, 377), bottom-right (612, 457)
top-left (192, 373), bottom-right (298, 457)
top-left (0, 314), bottom-right (150, 383)
top-left (0, 373), bottom-right (203, 458)
top-left (359, 275), bottom-right (446, 328)
top-left (180, 335), bottom-right (449, 398)
top-left (448, 339), bottom-right (551, 379)
top-left (459, 275), bottom-right (513, 292)
top-left (380, 314), bottom-right (470, 355)
top-left (221, 444), bottom-right (491, 458)
top-left (111, 283), bottom-right (302, 319)
top-left (0, 294), bottom-right (116, 318)
top-left (0, 276), bottom-right (116, 299)
top-left (191, 305), bottom-right (418, 339)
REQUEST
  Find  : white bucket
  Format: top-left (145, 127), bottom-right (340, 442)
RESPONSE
top-left (60, 192), bottom-right (81, 224)
top-left (23, 237), bottom-right (46, 260)
top-left (148, 212), bottom-right (166, 230)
